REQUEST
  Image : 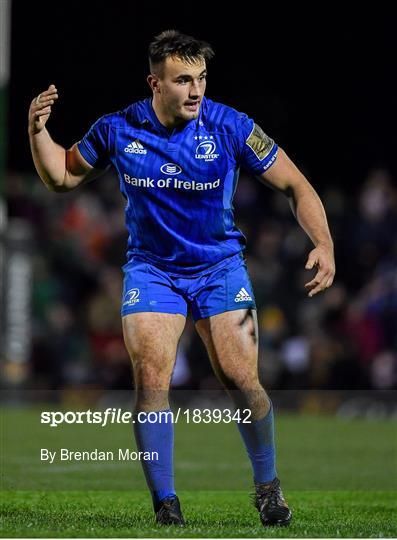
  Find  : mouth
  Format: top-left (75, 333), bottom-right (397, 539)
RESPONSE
top-left (184, 100), bottom-right (200, 112)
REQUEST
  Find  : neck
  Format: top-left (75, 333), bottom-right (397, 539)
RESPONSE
top-left (152, 96), bottom-right (184, 130)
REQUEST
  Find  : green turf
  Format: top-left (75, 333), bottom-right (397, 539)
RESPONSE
top-left (1, 490), bottom-right (396, 537)
top-left (2, 409), bottom-right (396, 490)
top-left (1, 408), bottom-right (396, 536)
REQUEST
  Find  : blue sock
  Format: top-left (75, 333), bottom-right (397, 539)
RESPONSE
top-left (237, 402), bottom-right (277, 484)
top-left (133, 409), bottom-right (176, 509)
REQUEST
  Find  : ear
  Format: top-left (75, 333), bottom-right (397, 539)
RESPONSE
top-left (147, 74), bottom-right (161, 94)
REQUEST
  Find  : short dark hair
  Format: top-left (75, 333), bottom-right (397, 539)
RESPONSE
top-left (148, 30), bottom-right (214, 73)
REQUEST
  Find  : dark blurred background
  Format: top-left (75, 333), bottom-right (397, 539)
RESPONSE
top-left (2, 3), bottom-right (397, 404)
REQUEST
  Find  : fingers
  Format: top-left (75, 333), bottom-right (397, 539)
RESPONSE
top-left (305, 256), bottom-right (318, 270)
top-left (304, 277), bottom-right (318, 290)
top-left (309, 279), bottom-right (334, 297)
top-left (35, 98), bottom-right (56, 110)
top-left (304, 245), bottom-right (335, 297)
top-left (29, 85), bottom-right (58, 134)
top-left (305, 275), bottom-right (334, 297)
top-left (40, 84), bottom-right (58, 99)
top-left (31, 84), bottom-right (58, 109)
top-left (305, 268), bottom-right (335, 297)
top-left (34, 106), bottom-right (52, 118)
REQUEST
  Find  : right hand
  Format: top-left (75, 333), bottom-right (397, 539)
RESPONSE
top-left (28, 84), bottom-right (58, 135)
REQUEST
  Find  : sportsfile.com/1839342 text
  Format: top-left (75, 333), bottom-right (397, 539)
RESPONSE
top-left (40, 408), bottom-right (252, 427)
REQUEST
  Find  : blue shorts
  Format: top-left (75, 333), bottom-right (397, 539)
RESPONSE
top-left (121, 252), bottom-right (256, 322)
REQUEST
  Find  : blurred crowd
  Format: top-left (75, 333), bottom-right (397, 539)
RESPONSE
top-left (5, 165), bottom-right (397, 392)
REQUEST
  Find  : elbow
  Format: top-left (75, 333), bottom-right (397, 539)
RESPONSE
top-left (51, 183), bottom-right (74, 193)
top-left (285, 175), bottom-right (315, 201)
top-left (44, 178), bottom-right (73, 193)
top-left (44, 180), bottom-right (59, 192)
top-left (284, 185), bottom-right (294, 199)
top-left (50, 169), bottom-right (77, 192)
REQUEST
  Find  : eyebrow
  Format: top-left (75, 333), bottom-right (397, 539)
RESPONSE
top-left (174, 70), bottom-right (207, 79)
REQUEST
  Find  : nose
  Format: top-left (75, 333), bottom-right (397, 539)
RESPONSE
top-left (189, 80), bottom-right (200, 98)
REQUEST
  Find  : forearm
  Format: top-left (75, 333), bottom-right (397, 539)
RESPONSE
top-left (260, 148), bottom-right (335, 295)
top-left (29, 127), bottom-right (67, 191)
top-left (290, 181), bottom-right (333, 248)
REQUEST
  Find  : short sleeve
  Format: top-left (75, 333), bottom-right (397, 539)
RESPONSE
top-left (77, 116), bottom-right (110, 169)
top-left (237, 116), bottom-right (278, 175)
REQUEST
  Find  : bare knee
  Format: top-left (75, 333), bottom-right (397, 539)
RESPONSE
top-left (133, 358), bottom-right (172, 389)
top-left (131, 356), bottom-right (174, 411)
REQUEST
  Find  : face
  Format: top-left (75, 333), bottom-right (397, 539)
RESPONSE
top-left (149, 56), bottom-right (207, 125)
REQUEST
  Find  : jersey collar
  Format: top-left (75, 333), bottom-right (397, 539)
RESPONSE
top-left (135, 97), bottom-right (206, 134)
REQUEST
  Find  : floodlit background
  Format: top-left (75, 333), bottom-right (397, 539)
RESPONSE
top-left (1, 4), bottom-right (396, 410)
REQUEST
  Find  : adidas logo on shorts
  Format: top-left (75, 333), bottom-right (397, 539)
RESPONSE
top-left (124, 139), bottom-right (147, 154)
top-left (234, 287), bottom-right (252, 302)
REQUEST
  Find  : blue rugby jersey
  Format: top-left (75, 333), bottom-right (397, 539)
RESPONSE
top-left (77, 97), bottom-right (278, 273)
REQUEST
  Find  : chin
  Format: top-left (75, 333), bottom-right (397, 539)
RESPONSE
top-left (178, 105), bottom-right (201, 122)
top-left (182, 110), bottom-right (199, 121)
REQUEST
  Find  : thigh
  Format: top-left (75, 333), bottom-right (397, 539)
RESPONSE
top-left (121, 258), bottom-right (188, 318)
top-left (122, 311), bottom-right (186, 361)
top-left (195, 308), bottom-right (259, 388)
top-left (122, 311), bottom-right (186, 401)
top-left (196, 308), bottom-right (269, 418)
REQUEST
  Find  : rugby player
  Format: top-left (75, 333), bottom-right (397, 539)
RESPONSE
top-left (28, 30), bottom-right (335, 527)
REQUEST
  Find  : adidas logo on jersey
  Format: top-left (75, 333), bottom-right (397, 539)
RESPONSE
top-left (124, 139), bottom-right (147, 154)
top-left (234, 287), bottom-right (252, 302)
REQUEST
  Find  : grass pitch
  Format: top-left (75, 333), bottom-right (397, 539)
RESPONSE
top-left (2, 490), bottom-right (396, 537)
top-left (1, 407), bottom-right (396, 537)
